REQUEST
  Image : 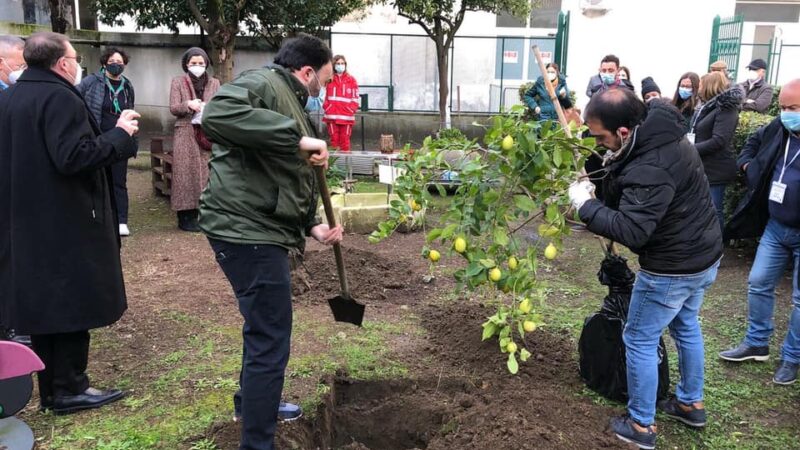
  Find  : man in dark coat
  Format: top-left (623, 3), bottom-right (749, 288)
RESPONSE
top-left (569, 89), bottom-right (722, 450)
top-left (738, 58), bottom-right (773, 114)
top-left (720, 79), bottom-right (800, 386)
top-left (0, 32), bottom-right (140, 414)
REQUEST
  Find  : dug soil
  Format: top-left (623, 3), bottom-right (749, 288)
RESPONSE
top-left (211, 234), bottom-right (630, 450)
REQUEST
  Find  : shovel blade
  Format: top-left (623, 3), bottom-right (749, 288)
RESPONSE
top-left (327, 295), bottom-right (365, 326)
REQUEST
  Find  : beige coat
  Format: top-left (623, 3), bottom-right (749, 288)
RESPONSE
top-left (169, 74), bottom-right (220, 211)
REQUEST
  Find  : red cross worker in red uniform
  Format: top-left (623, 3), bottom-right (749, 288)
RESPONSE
top-left (323, 55), bottom-right (359, 152)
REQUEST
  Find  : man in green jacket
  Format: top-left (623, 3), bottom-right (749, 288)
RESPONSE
top-left (199, 34), bottom-right (342, 450)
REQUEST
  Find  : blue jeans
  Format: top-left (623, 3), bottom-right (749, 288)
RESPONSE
top-left (624, 262), bottom-right (719, 425)
top-left (709, 184), bottom-right (727, 235)
top-left (209, 238), bottom-right (292, 450)
top-left (743, 219), bottom-right (800, 364)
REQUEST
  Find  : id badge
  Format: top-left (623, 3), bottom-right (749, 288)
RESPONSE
top-left (686, 133), bottom-right (696, 144)
top-left (769, 181), bottom-right (787, 204)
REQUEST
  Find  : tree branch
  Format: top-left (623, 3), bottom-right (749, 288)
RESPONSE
top-left (397, 11), bottom-right (435, 40)
top-left (186, 0), bottom-right (211, 32)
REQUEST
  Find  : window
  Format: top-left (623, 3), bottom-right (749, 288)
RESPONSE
top-left (496, 0), bottom-right (562, 28)
top-left (735, 2), bottom-right (800, 22)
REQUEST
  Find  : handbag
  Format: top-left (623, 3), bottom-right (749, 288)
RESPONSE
top-left (184, 76), bottom-right (213, 151)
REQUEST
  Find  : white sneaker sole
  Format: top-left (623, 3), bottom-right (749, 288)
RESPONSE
top-left (772, 377), bottom-right (797, 386)
top-left (719, 354), bottom-right (769, 362)
top-left (663, 413), bottom-right (706, 428)
top-left (614, 433), bottom-right (655, 450)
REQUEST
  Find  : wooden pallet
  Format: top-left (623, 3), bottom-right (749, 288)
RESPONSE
top-left (150, 137), bottom-right (173, 197)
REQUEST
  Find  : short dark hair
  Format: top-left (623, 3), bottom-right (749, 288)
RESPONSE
top-left (585, 88), bottom-right (646, 132)
top-left (546, 62), bottom-right (559, 73)
top-left (100, 47), bottom-right (129, 65)
top-left (274, 33), bottom-right (332, 72)
top-left (600, 54), bottom-right (620, 67)
top-left (24, 32), bottom-right (69, 69)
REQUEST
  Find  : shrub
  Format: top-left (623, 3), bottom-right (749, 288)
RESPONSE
top-left (767, 85), bottom-right (781, 117)
top-left (724, 111), bottom-right (776, 220)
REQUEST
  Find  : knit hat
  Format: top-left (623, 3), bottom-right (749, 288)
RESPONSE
top-left (641, 77), bottom-right (660, 96)
top-left (181, 47), bottom-right (210, 73)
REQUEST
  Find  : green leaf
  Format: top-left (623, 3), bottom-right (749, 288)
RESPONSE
top-left (513, 195), bottom-right (536, 212)
top-left (546, 203), bottom-right (559, 222)
top-left (552, 147), bottom-right (562, 167)
top-left (507, 353), bottom-right (519, 374)
top-left (466, 262), bottom-right (483, 277)
top-left (426, 229), bottom-right (443, 243)
top-left (493, 228), bottom-right (509, 247)
top-left (520, 348), bottom-right (531, 362)
top-left (479, 259), bottom-right (496, 268)
top-left (482, 322), bottom-right (498, 341)
top-left (440, 224), bottom-right (458, 239)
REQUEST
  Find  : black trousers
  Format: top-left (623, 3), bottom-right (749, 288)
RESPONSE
top-left (111, 159), bottom-right (129, 224)
top-left (208, 238), bottom-right (292, 450)
top-left (30, 331), bottom-right (91, 405)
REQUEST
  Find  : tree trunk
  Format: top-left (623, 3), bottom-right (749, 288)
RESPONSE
top-left (208, 31), bottom-right (236, 83)
top-left (435, 40), bottom-right (449, 129)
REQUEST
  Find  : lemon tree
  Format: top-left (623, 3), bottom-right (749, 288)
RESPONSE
top-left (370, 106), bottom-right (595, 373)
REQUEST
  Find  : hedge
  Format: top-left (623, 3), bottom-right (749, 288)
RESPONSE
top-left (724, 111), bottom-right (776, 221)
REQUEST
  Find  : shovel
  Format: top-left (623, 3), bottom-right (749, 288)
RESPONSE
top-left (310, 162), bottom-right (365, 326)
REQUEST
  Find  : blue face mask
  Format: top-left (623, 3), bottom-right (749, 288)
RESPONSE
top-left (678, 87), bottom-right (693, 100)
top-left (600, 73), bottom-right (616, 85)
top-left (305, 95), bottom-right (323, 112)
top-left (781, 111), bottom-right (800, 132)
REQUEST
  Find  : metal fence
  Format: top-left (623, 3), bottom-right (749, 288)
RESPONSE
top-left (329, 31), bottom-right (563, 114)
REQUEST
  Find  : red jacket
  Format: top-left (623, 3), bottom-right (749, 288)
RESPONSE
top-left (323, 72), bottom-right (359, 124)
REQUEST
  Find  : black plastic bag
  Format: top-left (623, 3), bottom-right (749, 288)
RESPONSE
top-left (578, 254), bottom-right (670, 403)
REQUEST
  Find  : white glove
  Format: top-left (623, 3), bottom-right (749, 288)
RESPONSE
top-left (534, 106), bottom-right (541, 115)
top-left (568, 180), bottom-right (595, 211)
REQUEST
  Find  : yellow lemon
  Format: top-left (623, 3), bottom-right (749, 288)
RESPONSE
top-left (506, 342), bottom-right (518, 353)
top-left (519, 298), bottom-right (532, 314)
top-left (428, 250), bottom-right (440, 262)
top-left (544, 243), bottom-right (558, 260)
top-left (523, 321), bottom-right (537, 333)
top-left (537, 224), bottom-right (559, 237)
top-left (501, 135), bottom-right (514, 151)
top-left (508, 256), bottom-right (518, 271)
top-left (489, 268), bottom-right (502, 282)
top-left (454, 237), bottom-right (467, 253)
top-left (410, 199), bottom-right (422, 211)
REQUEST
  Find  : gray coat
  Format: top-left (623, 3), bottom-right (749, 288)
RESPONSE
top-left (738, 79), bottom-right (773, 113)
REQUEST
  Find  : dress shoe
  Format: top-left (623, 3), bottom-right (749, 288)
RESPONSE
top-left (773, 360), bottom-right (799, 385)
top-left (719, 342), bottom-right (769, 362)
top-left (50, 387), bottom-right (125, 415)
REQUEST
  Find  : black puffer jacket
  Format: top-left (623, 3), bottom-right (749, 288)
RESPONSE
top-left (692, 87), bottom-right (742, 184)
top-left (579, 101), bottom-right (723, 274)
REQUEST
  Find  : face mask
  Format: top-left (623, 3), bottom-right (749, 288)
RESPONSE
top-left (8, 68), bottom-right (22, 84)
top-left (748, 70), bottom-right (760, 82)
top-left (547, 71), bottom-right (557, 81)
top-left (188, 66), bottom-right (206, 78)
top-left (780, 111), bottom-right (800, 132)
top-left (678, 87), bottom-right (693, 100)
top-left (71, 60), bottom-right (82, 86)
top-left (306, 70), bottom-right (323, 97)
top-left (618, 73), bottom-right (627, 81)
top-left (601, 73), bottom-right (616, 85)
top-left (106, 63), bottom-right (125, 77)
top-left (335, 64), bottom-right (346, 74)
top-left (305, 95), bottom-right (323, 112)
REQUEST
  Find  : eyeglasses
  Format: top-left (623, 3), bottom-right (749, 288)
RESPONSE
top-left (64, 55), bottom-right (83, 64)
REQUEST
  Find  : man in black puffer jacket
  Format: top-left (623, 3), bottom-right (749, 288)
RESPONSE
top-left (568, 90), bottom-right (723, 450)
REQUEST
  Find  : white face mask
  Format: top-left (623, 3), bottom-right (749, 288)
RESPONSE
top-left (547, 71), bottom-right (557, 81)
top-left (2, 60), bottom-right (23, 85)
top-left (335, 64), bottom-right (346, 74)
top-left (188, 66), bottom-right (206, 78)
top-left (71, 60), bottom-right (82, 86)
top-left (748, 70), bottom-right (760, 82)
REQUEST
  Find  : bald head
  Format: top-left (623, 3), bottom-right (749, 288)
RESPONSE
top-left (779, 79), bottom-right (800, 113)
top-left (24, 32), bottom-right (70, 70)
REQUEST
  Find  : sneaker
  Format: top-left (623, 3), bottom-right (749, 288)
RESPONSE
top-left (719, 342), bottom-right (769, 362)
top-left (232, 401), bottom-right (303, 423)
top-left (610, 415), bottom-right (656, 450)
top-left (278, 402), bottom-right (302, 422)
top-left (658, 396), bottom-right (707, 428)
top-left (773, 360), bottom-right (799, 385)
top-left (119, 224), bottom-right (130, 236)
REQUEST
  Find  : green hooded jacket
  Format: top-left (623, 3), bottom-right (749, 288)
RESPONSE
top-left (198, 65), bottom-right (320, 251)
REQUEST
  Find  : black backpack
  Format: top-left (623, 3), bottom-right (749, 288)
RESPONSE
top-left (578, 255), bottom-right (670, 403)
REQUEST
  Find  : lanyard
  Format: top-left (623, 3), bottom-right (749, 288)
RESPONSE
top-left (779, 137), bottom-right (800, 184)
top-left (689, 103), bottom-right (706, 133)
top-left (104, 76), bottom-right (126, 114)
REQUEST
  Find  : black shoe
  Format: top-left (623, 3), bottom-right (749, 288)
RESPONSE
top-left (773, 360), bottom-right (799, 385)
top-left (658, 396), bottom-right (707, 428)
top-left (177, 210), bottom-right (201, 232)
top-left (719, 342), bottom-right (769, 362)
top-left (50, 387), bottom-right (125, 415)
top-left (610, 415), bottom-right (656, 450)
